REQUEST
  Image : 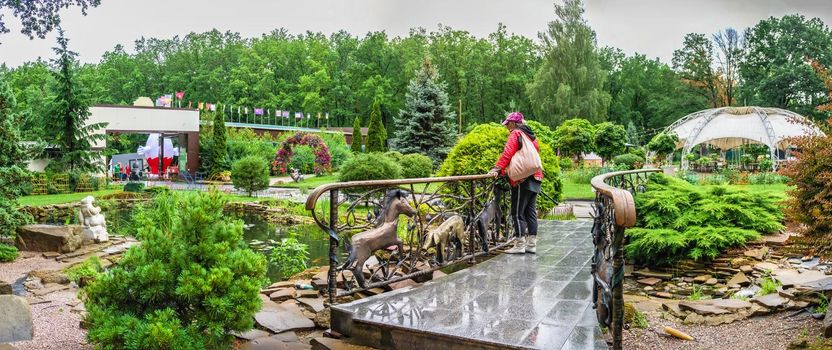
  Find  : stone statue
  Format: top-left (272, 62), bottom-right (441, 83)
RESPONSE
top-left (77, 196), bottom-right (109, 243)
top-left (290, 168), bottom-right (304, 183)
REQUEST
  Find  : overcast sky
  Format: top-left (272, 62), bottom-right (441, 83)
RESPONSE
top-left (2, 0), bottom-right (832, 68)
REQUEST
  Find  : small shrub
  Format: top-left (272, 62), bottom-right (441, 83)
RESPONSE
top-left (623, 303), bottom-right (649, 329)
top-left (232, 156), bottom-right (270, 197)
top-left (399, 154), bottom-right (433, 178)
top-left (759, 157), bottom-right (773, 171)
top-left (816, 293), bottom-right (829, 314)
top-left (288, 145), bottom-right (316, 174)
top-left (748, 172), bottom-right (789, 185)
top-left (384, 151), bottom-right (404, 163)
top-left (143, 186), bottom-right (171, 197)
top-left (0, 243), bottom-right (19, 262)
top-left (84, 190), bottom-right (267, 349)
top-left (612, 154), bottom-right (642, 170)
top-left (339, 153), bottom-right (402, 182)
top-left (565, 167), bottom-right (610, 184)
top-left (268, 237), bottom-right (310, 278)
top-left (123, 182), bottom-right (145, 192)
top-left (756, 276), bottom-right (781, 296)
top-left (688, 284), bottom-right (705, 301)
top-left (701, 174), bottom-right (728, 185)
top-left (559, 157), bottom-right (574, 171)
top-left (66, 256), bottom-right (103, 285)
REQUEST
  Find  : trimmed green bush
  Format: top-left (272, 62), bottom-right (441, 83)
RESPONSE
top-left (0, 243), bottom-right (19, 262)
top-left (84, 190), bottom-right (267, 349)
top-left (400, 153), bottom-right (433, 179)
top-left (384, 151), bottom-right (404, 163)
top-left (339, 153), bottom-right (402, 182)
top-left (437, 123), bottom-right (562, 213)
top-left (627, 174), bottom-right (784, 265)
top-left (123, 182), bottom-right (145, 193)
top-left (232, 156), bottom-right (270, 197)
top-left (612, 154), bottom-right (642, 170)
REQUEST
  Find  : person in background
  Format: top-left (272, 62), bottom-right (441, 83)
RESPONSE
top-left (124, 163), bottom-right (131, 181)
top-left (114, 162), bottom-right (122, 181)
top-left (488, 112), bottom-right (543, 254)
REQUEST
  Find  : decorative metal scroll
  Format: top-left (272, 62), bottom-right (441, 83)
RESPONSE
top-left (304, 174), bottom-right (513, 303)
top-left (590, 169), bottom-right (661, 350)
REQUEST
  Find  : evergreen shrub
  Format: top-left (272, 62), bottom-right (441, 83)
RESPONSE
top-left (612, 154), bottom-right (642, 170)
top-left (400, 154), bottom-right (433, 178)
top-left (231, 156), bottom-right (270, 197)
top-left (123, 182), bottom-right (145, 192)
top-left (339, 153), bottom-right (402, 182)
top-left (84, 190), bottom-right (267, 349)
top-left (628, 174), bottom-right (784, 265)
top-left (0, 243), bottom-right (19, 262)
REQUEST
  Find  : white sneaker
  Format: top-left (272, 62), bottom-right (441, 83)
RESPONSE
top-left (505, 237), bottom-right (526, 254)
top-left (525, 236), bottom-right (537, 254)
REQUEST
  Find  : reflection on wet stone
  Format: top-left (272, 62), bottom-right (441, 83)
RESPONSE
top-left (332, 220), bottom-right (604, 349)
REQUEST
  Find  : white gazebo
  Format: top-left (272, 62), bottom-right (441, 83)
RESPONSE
top-left (665, 107), bottom-right (824, 171)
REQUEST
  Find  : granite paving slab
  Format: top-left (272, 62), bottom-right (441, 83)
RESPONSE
top-left (331, 220), bottom-right (607, 350)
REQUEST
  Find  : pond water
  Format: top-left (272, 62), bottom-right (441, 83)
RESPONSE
top-left (240, 213), bottom-right (346, 282)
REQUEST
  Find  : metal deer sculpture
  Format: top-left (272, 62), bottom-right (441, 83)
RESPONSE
top-left (341, 189), bottom-right (418, 288)
top-left (422, 215), bottom-right (465, 263)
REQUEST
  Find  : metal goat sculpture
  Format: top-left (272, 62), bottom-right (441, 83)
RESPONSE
top-left (422, 215), bottom-right (466, 263)
top-left (340, 189), bottom-right (417, 288)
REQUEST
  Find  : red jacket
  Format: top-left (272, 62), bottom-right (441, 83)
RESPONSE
top-left (494, 127), bottom-right (544, 186)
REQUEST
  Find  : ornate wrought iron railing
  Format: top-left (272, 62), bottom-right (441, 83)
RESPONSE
top-left (304, 174), bottom-right (512, 303)
top-left (590, 168), bottom-right (661, 350)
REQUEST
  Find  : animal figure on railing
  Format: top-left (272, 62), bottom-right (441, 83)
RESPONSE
top-left (422, 215), bottom-right (465, 263)
top-left (340, 189), bottom-right (418, 288)
top-left (473, 184), bottom-right (503, 251)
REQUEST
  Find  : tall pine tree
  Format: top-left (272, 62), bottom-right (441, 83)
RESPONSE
top-left (49, 27), bottom-right (106, 172)
top-left (392, 57), bottom-right (457, 165)
top-left (210, 109), bottom-right (229, 175)
top-left (366, 98), bottom-right (387, 152)
top-left (351, 116), bottom-right (363, 153)
top-left (0, 77), bottom-right (33, 238)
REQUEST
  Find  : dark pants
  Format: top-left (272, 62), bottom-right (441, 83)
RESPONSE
top-left (510, 178), bottom-right (539, 237)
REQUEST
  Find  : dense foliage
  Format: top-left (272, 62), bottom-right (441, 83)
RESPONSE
top-left (209, 110), bottom-right (229, 175)
top-left (366, 99), bottom-right (387, 152)
top-left (780, 119), bottom-right (832, 252)
top-left (593, 122), bottom-right (627, 163)
top-left (399, 153), bottom-right (434, 179)
top-left (66, 256), bottom-right (103, 284)
top-left (0, 77), bottom-right (33, 238)
top-left (231, 156), bottom-right (270, 196)
top-left (0, 0), bottom-right (101, 42)
top-left (647, 132), bottom-right (678, 164)
top-left (84, 191), bottom-right (267, 349)
top-left (553, 118), bottom-right (595, 160)
top-left (268, 237), bottom-right (309, 279)
top-left (612, 154), bottom-right (642, 170)
top-left (438, 123), bottom-right (562, 212)
top-left (392, 57), bottom-right (457, 165)
top-left (628, 174), bottom-right (784, 265)
top-left (528, 0), bottom-right (610, 124)
top-left (0, 243), bottom-right (18, 262)
top-left (351, 117), bottom-right (363, 153)
top-left (273, 132), bottom-right (332, 175)
top-left (338, 153), bottom-right (402, 182)
top-left (227, 128), bottom-right (278, 174)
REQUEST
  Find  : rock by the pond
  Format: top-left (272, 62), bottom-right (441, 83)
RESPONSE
top-left (705, 278), bottom-right (718, 286)
top-left (15, 224), bottom-right (82, 253)
top-left (754, 262), bottom-right (779, 272)
top-left (295, 289), bottom-right (319, 298)
top-left (693, 275), bottom-right (712, 283)
top-left (633, 269), bottom-right (673, 280)
top-left (740, 265), bottom-right (753, 274)
top-left (753, 293), bottom-right (788, 309)
top-left (679, 301), bottom-right (730, 315)
top-left (708, 299), bottom-right (752, 311)
top-left (241, 336), bottom-right (310, 350)
top-left (655, 292), bottom-right (673, 299)
top-left (254, 304), bottom-right (315, 334)
top-left (727, 272), bottom-right (751, 287)
top-left (744, 247), bottom-right (768, 260)
top-left (29, 269), bottom-right (69, 285)
top-left (297, 297), bottom-right (325, 313)
top-left (30, 283), bottom-right (70, 297)
top-left (311, 337), bottom-right (376, 350)
top-left (270, 288), bottom-right (294, 302)
top-left (0, 281), bottom-right (11, 295)
top-left (231, 328), bottom-right (270, 341)
top-left (797, 276), bottom-right (832, 292)
top-left (638, 277), bottom-right (662, 286)
top-left (683, 313), bottom-right (706, 325)
top-left (773, 269), bottom-right (827, 288)
top-left (0, 295), bottom-right (33, 343)
top-left (800, 257), bottom-right (821, 269)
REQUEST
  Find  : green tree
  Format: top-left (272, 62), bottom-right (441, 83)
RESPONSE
top-left (48, 28), bottom-right (106, 172)
top-left (0, 77), bottom-right (33, 239)
top-left (672, 33), bottom-right (721, 108)
top-left (366, 98), bottom-right (387, 152)
top-left (553, 118), bottom-right (595, 161)
top-left (392, 57), bottom-right (457, 165)
top-left (740, 14), bottom-right (832, 120)
top-left (0, 0), bottom-right (101, 42)
top-left (84, 191), bottom-right (267, 349)
top-left (647, 132), bottom-right (679, 164)
top-left (625, 121), bottom-right (640, 146)
top-left (527, 0), bottom-right (610, 124)
top-left (231, 156), bottom-right (270, 196)
top-left (594, 122), bottom-right (627, 164)
top-left (210, 109), bottom-right (229, 175)
top-left (712, 28), bottom-right (744, 106)
top-left (351, 116), bottom-right (363, 153)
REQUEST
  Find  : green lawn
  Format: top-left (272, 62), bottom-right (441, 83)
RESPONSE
top-left (274, 174), bottom-right (340, 189)
top-left (18, 189), bottom-right (123, 206)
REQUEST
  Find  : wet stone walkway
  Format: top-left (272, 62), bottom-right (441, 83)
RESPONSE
top-left (331, 220), bottom-right (607, 350)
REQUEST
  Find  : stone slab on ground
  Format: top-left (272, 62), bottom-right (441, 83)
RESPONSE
top-left (15, 224), bottom-right (82, 253)
top-left (753, 293), bottom-right (788, 309)
top-left (254, 304), bottom-right (315, 334)
top-left (773, 269), bottom-right (827, 288)
top-left (0, 295), bottom-right (33, 343)
top-left (633, 269), bottom-right (673, 280)
top-left (297, 297), bottom-right (325, 313)
top-left (270, 288), bottom-right (294, 302)
top-left (678, 301), bottom-right (731, 315)
top-left (29, 283), bottom-right (71, 297)
top-left (0, 281), bottom-right (11, 295)
top-left (231, 328), bottom-right (271, 341)
top-left (727, 272), bottom-right (751, 287)
top-left (311, 337), bottom-right (376, 350)
top-left (754, 262), bottom-right (779, 272)
top-left (637, 277), bottom-right (662, 286)
top-left (240, 336), bottom-right (311, 350)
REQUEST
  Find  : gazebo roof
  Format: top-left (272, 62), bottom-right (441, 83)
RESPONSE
top-left (666, 107), bottom-right (824, 151)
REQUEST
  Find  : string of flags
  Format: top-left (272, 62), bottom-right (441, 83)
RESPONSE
top-left (153, 91), bottom-right (332, 122)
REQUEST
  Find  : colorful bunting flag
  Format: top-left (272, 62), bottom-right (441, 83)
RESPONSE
top-left (255, 108), bottom-right (264, 116)
top-left (176, 91), bottom-right (185, 100)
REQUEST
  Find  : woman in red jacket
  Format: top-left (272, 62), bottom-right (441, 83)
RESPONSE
top-left (489, 112), bottom-right (543, 254)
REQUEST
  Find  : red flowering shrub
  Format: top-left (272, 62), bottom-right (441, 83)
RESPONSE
top-left (273, 133), bottom-right (332, 175)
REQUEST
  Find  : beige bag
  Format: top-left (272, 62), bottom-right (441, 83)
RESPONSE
top-left (507, 132), bottom-right (542, 182)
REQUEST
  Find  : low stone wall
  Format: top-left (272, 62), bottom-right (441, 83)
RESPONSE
top-left (19, 198), bottom-right (148, 225)
top-left (224, 202), bottom-right (313, 226)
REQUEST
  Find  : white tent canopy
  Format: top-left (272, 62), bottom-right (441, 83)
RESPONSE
top-left (665, 107), bottom-right (824, 170)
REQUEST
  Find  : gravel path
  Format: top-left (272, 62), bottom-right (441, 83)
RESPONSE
top-left (0, 254), bottom-right (64, 286)
top-left (623, 311), bottom-right (822, 350)
top-left (10, 290), bottom-right (90, 350)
